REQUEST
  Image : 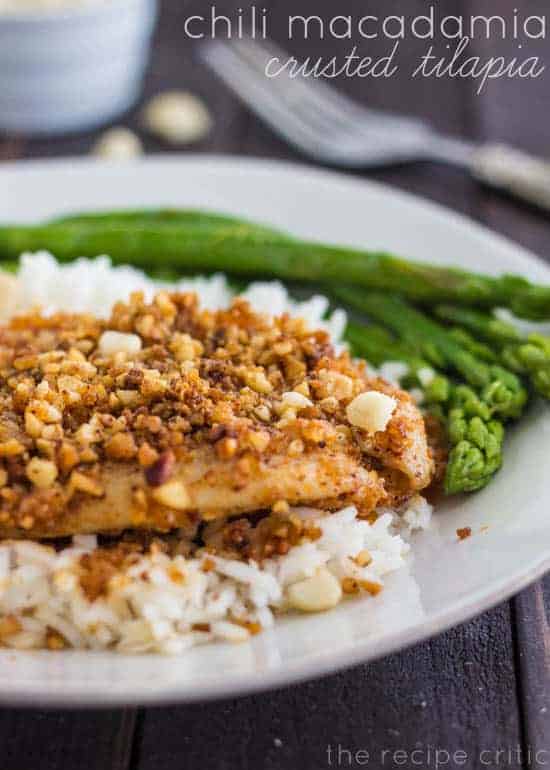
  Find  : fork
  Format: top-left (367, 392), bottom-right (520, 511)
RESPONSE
top-left (201, 37), bottom-right (550, 213)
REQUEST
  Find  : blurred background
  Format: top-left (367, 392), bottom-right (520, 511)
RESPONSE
top-left (2, 0), bottom-right (548, 183)
top-left (2, 0), bottom-right (549, 246)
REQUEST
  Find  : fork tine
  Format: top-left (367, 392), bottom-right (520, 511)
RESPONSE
top-left (231, 37), bottom-right (409, 134)
top-left (200, 41), bottom-right (334, 156)
top-left (230, 38), bottom-right (366, 138)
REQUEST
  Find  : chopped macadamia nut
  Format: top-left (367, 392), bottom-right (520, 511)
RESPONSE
top-left (248, 430), bottom-right (270, 452)
top-left (170, 333), bottom-right (203, 362)
top-left (25, 411), bottom-right (44, 438)
top-left (98, 331), bottom-right (142, 356)
top-left (319, 369), bottom-right (354, 400)
top-left (92, 127), bottom-right (143, 160)
top-left (281, 391), bottom-right (313, 411)
top-left (26, 457), bottom-right (58, 489)
top-left (354, 549), bottom-right (372, 567)
top-left (105, 432), bottom-right (137, 460)
top-left (346, 391), bottom-right (397, 434)
top-left (287, 568), bottom-right (342, 612)
top-left (0, 439), bottom-right (24, 457)
top-left (70, 471), bottom-right (104, 498)
top-left (142, 91), bottom-right (212, 145)
top-left (243, 369), bottom-right (273, 394)
top-left (152, 480), bottom-right (191, 510)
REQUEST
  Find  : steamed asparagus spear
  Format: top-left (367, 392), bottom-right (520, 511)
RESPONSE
top-left (50, 209), bottom-right (290, 240)
top-left (447, 327), bottom-right (499, 364)
top-left (435, 304), bottom-right (550, 399)
top-left (344, 322), bottom-right (451, 404)
top-left (1, 217), bottom-right (550, 318)
top-left (336, 288), bottom-right (528, 421)
top-left (445, 413), bottom-right (505, 495)
top-left (345, 322), bottom-right (506, 494)
top-left (51, 209), bottom-right (255, 226)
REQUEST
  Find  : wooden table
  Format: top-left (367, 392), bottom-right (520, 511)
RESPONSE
top-left (1, 1), bottom-right (549, 767)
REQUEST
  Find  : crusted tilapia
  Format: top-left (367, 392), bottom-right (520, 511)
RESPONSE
top-left (0, 292), bottom-right (434, 538)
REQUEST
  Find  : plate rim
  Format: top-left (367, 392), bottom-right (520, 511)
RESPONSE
top-left (2, 151), bottom-right (549, 263)
top-left (1, 549), bottom-right (549, 709)
top-left (2, 153), bottom-right (549, 707)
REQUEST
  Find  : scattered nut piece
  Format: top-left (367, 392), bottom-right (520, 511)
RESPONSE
top-left (216, 437), bottom-right (238, 460)
top-left (70, 471), bottom-right (104, 498)
top-left (46, 629), bottom-right (67, 650)
top-left (346, 391), bottom-right (397, 434)
top-left (98, 331), bottom-right (142, 357)
top-left (287, 568), bottom-right (342, 613)
top-left (92, 127), bottom-right (143, 160)
top-left (26, 457), bottom-right (58, 489)
top-left (170, 333), bottom-right (203, 362)
top-left (248, 431), bottom-right (270, 452)
top-left (105, 432), bottom-right (137, 460)
top-left (0, 615), bottom-right (21, 638)
top-left (272, 500), bottom-right (290, 515)
top-left (342, 577), bottom-right (360, 595)
top-left (151, 479), bottom-right (191, 510)
top-left (281, 391), bottom-right (313, 411)
top-left (354, 549), bottom-right (372, 567)
top-left (288, 439), bottom-right (304, 457)
top-left (58, 443), bottom-right (79, 474)
top-left (253, 405), bottom-right (271, 422)
top-left (75, 421), bottom-right (102, 446)
top-left (319, 370), bottom-right (354, 400)
top-left (142, 91), bottom-right (212, 145)
top-left (25, 411), bottom-right (44, 438)
top-left (30, 399), bottom-right (62, 424)
top-left (293, 380), bottom-right (310, 397)
top-left (138, 442), bottom-right (160, 469)
top-left (116, 389), bottom-right (141, 408)
top-left (244, 369), bottom-right (273, 394)
top-left (320, 396), bottom-right (339, 414)
top-left (0, 439), bottom-right (24, 457)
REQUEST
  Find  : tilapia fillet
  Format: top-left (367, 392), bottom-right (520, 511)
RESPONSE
top-left (0, 292), bottom-right (434, 538)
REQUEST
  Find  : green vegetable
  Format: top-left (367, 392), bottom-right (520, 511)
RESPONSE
top-left (345, 321), bottom-right (425, 370)
top-left (435, 304), bottom-right (550, 400)
top-left (434, 304), bottom-right (522, 344)
top-left (447, 327), bottom-right (498, 363)
top-left (50, 208), bottom-right (289, 240)
top-left (0, 261), bottom-right (18, 274)
top-left (335, 288), bottom-right (528, 420)
top-left (1, 218), bottom-right (550, 318)
top-left (500, 334), bottom-right (550, 399)
top-left (345, 321), bottom-right (506, 495)
top-left (445, 414), bottom-right (504, 495)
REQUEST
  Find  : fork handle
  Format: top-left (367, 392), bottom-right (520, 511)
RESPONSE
top-left (471, 143), bottom-right (550, 212)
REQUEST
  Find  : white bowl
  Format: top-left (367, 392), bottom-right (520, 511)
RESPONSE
top-left (0, 0), bottom-right (157, 135)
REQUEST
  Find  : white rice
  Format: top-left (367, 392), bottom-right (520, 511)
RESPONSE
top-left (0, 498), bottom-right (431, 654)
top-left (0, 253), bottom-right (433, 654)
top-left (15, 252), bottom-right (348, 348)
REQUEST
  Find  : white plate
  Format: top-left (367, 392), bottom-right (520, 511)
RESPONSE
top-left (1, 155), bottom-right (550, 707)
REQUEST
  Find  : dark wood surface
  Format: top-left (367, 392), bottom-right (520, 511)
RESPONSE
top-left (2, 1), bottom-right (550, 767)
